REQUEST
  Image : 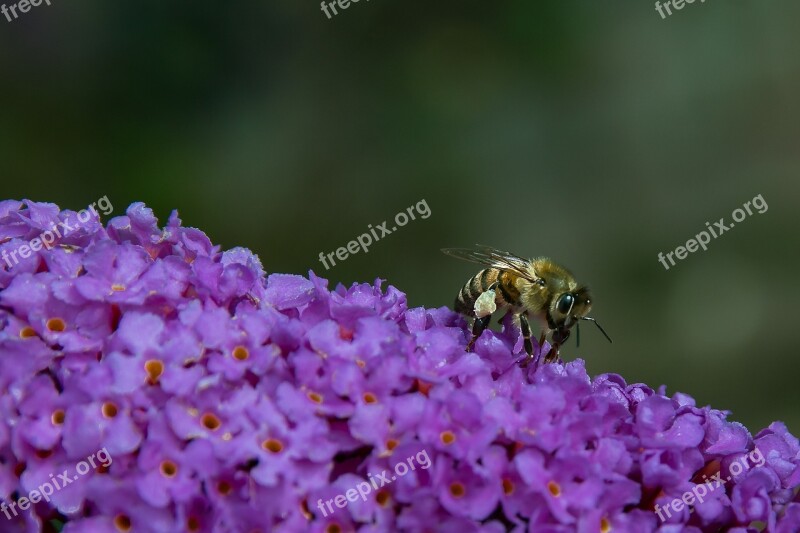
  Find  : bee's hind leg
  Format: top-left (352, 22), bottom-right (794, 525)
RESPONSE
top-left (467, 282), bottom-right (499, 352)
top-left (466, 315), bottom-right (492, 352)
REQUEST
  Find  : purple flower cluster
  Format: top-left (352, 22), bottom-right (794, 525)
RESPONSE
top-left (1, 200), bottom-right (799, 533)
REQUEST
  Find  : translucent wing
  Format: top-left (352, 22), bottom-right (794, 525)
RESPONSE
top-left (441, 245), bottom-right (538, 282)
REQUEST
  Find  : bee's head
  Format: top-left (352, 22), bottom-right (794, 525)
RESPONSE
top-left (550, 286), bottom-right (612, 346)
top-left (550, 286), bottom-right (592, 330)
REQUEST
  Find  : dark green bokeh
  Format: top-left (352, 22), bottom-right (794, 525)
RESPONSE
top-left (2, 1), bottom-right (798, 435)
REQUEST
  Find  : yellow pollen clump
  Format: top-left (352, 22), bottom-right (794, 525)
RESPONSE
top-left (547, 480), bottom-right (562, 497)
top-left (502, 478), bottom-right (515, 495)
top-left (600, 517), bottom-right (612, 533)
top-left (19, 326), bottom-right (37, 338)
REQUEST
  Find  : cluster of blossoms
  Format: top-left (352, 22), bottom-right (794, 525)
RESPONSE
top-left (0, 200), bottom-right (799, 533)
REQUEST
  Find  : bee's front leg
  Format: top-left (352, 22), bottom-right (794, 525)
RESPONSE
top-left (544, 328), bottom-right (570, 363)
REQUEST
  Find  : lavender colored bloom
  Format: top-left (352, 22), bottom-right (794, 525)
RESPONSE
top-left (0, 200), bottom-right (798, 532)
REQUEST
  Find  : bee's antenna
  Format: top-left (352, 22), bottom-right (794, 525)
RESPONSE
top-left (575, 320), bottom-right (580, 347)
top-left (581, 317), bottom-right (612, 343)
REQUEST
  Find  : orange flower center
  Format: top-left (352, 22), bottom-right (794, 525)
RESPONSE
top-left (449, 482), bottom-right (465, 498)
top-left (114, 515), bottom-right (132, 532)
top-left (46, 318), bottom-right (66, 332)
top-left (201, 413), bottom-right (221, 431)
top-left (232, 346), bottom-right (249, 361)
top-left (160, 460), bottom-right (178, 478)
top-left (307, 391), bottom-right (323, 404)
top-left (102, 402), bottom-right (118, 418)
top-left (51, 409), bottom-right (65, 425)
top-left (217, 480), bottom-right (233, 495)
top-left (145, 359), bottom-right (164, 383)
top-left (363, 392), bottom-right (377, 404)
top-left (262, 438), bottom-right (283, 453)
top-left (376, 489), bottom-right (391, 506)
top-left (440, 430), bottom-right (456, 445)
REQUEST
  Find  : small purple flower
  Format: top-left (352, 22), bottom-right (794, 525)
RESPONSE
top-left (0, 200), bottom-right (798, 532)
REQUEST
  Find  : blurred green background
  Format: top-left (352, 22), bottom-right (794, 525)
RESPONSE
top-left (2, 1), bottom-right (798, 436)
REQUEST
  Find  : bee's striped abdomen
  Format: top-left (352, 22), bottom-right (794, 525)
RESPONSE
top-left (453, 268), bottom-right (519, 316)
top-left (455, 268), bottom-right (522, 316)
top-left (455, 268), bottom-right (494, 315)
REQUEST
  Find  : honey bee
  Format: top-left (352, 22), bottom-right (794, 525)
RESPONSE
top-left (441, 245), bottom-right (611, 364)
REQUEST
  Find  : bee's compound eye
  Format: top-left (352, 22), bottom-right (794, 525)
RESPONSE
top-left (557, 294), bottom-right (574, 315)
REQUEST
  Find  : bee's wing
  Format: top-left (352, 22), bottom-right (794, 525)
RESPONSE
top-left (441, 245), bottom-right (538, 282)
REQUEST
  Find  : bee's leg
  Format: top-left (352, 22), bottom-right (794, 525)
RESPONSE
top-left (544, 342), bottom-right (560, 363)
top-left (545, 329), bottom-right (569, 363)
top-left (466, 315), bottom-right (492, 352)
top-left (519, 313), bottom-right (534, 359)
top-left (519, 315), bottom-right (541, 368)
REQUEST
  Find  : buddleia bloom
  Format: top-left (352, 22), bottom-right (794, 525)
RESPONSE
top-left (0, 200), bottom-right (798, 532)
